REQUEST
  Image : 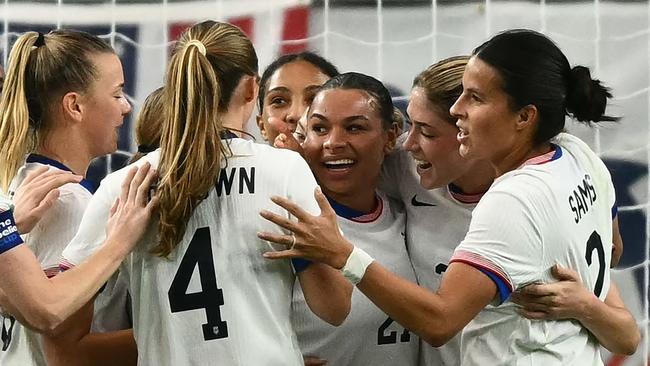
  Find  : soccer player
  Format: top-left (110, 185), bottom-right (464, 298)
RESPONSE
top-left (256, 52), bottom-right (339, 144)
top-left (259, 29), bottom-right (640, 365)
top-left (60, 21), bottom-right (351, 366)
top-left (0, 30), bottom-right (155, 366)
top-left (291, 72), bottom-right (418, 365)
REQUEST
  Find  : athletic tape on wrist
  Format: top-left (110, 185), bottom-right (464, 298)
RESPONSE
top-left (340, 246), bottom-right (374, 285)
top-left (0, 209), bottom-right (24, 255)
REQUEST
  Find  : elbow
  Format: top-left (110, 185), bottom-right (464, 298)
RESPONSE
top-left (421, 327), bottom-right (455, 348)
top-left (23, 305), bottom-right (66, 336)
top-left (320, 301), bottom-right (351, 326)
top-left (617, 330), bottom-right (641, 356)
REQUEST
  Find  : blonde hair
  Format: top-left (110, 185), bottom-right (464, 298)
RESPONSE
top-left (154, 20), bottom-right (258, 257)
top-left (412, 55), bottom-right (469, 124)
top-left (0, 30), bottom-right (113, 192)
top-left (130, 87), bottom-right (164, 164)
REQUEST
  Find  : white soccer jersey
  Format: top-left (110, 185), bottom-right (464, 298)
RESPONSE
top-left (380, 136), bottom-right (479, 366)
top-left (450, 133), bottom-right (615, 366)
top-left (62, 138), bottom-right (321, 366)
top-left (1, 157), bottom-right (92, 366)
top-left (292, 192), bottom-right (419, 365)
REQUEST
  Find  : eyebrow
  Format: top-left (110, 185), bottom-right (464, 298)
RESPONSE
top-left (267, 86), bottom-right (290, 95)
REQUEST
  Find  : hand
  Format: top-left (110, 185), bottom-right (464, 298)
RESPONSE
top-left (304, 356), bottom-right (328, 365)
top-left (511, 264), bottom-right (593, 321)
top-left (273, 121), bottom-right (304, 156)
top-left (258, 187), bottom-right (353, 269)
top-left (12, 166), bottom-right (82, 234)
top-left (105, 163), bottom-right (159, 253)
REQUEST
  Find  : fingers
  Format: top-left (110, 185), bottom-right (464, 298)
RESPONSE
top-left (257, 231), bottom-right (295, 248)
top-left (135, 166), bottom-right (158, 207)
top-left (518, 309), bottom-right (550, 320)
top-left (518, 283), bottom-right (554, 297)
top-left (268, 196), bottom-right (312, 224)
top-left (262, 248), bottom-right (301, 260)
top-left (314, 186), bottom-right (336, 218)
top-left (120, 166), bottom-right (139, 205)
top-left (127, 163), bottom-right (151, 204)
top-left (304, 356), bottom-right (328, 366)
top-left (20, 165), bottom-right (50, 185)
top-left (551, 264), bottom-right (579, 282)
top-left (30, 189), bottom-right (61, 217)
top-left (109, 198), bottom-right (120, 217)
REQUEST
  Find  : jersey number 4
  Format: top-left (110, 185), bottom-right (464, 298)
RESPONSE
top-left (168, 227), bottom-right (229, 341)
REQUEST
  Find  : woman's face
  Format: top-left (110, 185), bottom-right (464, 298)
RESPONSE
top-left (82, 52), bottom-right (132, 158)
top-left (257, 60), bottom-right (331, 143)
top-left (450, 56), bottom-right (521, 164)
top-left (303, 88), bottom-right (394, 200)
top-left (404, 87), bottom-right (472, 190)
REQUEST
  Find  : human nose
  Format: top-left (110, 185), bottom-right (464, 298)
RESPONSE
top-left (449, 95), bottom-right (464, 120)
top-left (122, 97), bottom-right (132, 115)
top-left (323, 127), bottom-right (346, 150)
top-left (403, 125), bottom-right (418, 153)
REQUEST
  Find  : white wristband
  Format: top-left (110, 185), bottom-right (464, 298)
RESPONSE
top-left (340, 246), bottom-right (374, 285)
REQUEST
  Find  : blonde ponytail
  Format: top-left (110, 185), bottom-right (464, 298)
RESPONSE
top-left (0, 32), bottom-right (39, 192)
top-left (0, 30), bottom-right (113, 192)
top-left (154, 21), bottom-right (258, 257)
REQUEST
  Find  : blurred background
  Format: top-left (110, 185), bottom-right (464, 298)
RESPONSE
top-left (0, 1), bottom-right (647, 364)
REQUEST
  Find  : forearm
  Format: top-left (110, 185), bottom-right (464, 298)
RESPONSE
top-left (0, 238), bottom-right (127, 334)
top-left (298, 263), bottom-right (352, 325)
top-left (76, 329), bottom-right (137, 366)
top-left (356, 261), bottom-right (496, 347)
top-left (578, 286), bottom-right (640, 355)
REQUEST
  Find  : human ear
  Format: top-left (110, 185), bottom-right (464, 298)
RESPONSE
top-left (383, 122), bottom-right (398, 154)
top-left (61, 92), bottom-right (83, 123)
top-left (516, 104), bottom-right (538, 131)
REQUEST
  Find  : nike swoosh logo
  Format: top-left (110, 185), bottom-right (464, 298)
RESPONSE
top-left (411, 195), bottom-right (436, 207)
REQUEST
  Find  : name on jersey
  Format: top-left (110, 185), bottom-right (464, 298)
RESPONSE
top-left (215, 167), bottom-right (255, 196)
top-left (568, 174), bottom-right (597, 224)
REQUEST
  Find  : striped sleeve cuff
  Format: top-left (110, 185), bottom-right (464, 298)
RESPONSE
top-left (450, 250), bottom-right (514, 304)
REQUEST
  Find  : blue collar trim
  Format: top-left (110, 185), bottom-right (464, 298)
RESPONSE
top-left (26, 154), bottom-right (96, 194)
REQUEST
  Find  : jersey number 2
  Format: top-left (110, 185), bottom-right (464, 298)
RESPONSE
top-left (168, 227), bottom-right (229, 341)
top-left (585, 230), bottom-right (605, 298)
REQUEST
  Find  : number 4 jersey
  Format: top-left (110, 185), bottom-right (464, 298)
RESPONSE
top-left (450, 133), bottom-right (616, 366)
top-left (61, 138), bottom-right (321, 366)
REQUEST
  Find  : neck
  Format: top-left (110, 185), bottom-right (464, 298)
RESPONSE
top-left (492, 141), bottom-right (552, 177)
top-left (221, 108), bottom-right (245, 136)
top-left (452, 160), bottom-right (495, 195)
top-left (323, 187), bottom-right (378, 213)
top-left (36, 128), bottom-right (92, 176)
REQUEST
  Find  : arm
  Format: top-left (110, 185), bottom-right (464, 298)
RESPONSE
top-left (611, 217), bottom-right (623, 267)
top-left (512, 264), bottom-right (640, 355)
top-left (42, 302), bottom-right (136, 366)
top-left (297, 262), bottom-right (352, 326)
top-left (0, 164), bottom-right (157, 334)
top-left (259, 188), bottom-right (496, 346)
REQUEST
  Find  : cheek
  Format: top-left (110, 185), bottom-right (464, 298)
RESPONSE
top-left (302, 137), bottom-right (323, 165)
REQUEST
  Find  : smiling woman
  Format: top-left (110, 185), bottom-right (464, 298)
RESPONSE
top-left (290, 72), bottom-right (419, 366)
top-left (260, 29), bottom-right (640, 366)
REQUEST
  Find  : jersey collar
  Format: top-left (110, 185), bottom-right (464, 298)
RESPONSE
top-left (326, 194), bottom-right (383, 223)
top-left (26, 154), bottom-right (97, 194)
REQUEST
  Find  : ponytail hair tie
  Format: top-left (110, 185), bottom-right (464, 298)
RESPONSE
top-left (186, 39), bottom-right (206, 56)
top-left (34, 32), bottom-right (46, 48)
top-left (137, 144), bottom-right (156, 154)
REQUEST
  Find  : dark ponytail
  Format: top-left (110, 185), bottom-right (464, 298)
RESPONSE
top-left (566, 66), bottom-right (618, 124)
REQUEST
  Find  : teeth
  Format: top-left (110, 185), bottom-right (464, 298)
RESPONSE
top-left (325, 159), bottom-right (354, 166)
top-left (413, 158), bottom-right (431, 168)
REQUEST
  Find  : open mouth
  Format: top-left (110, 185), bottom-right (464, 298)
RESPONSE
top-left (323, 159), bottom-right (356, 170)
top-left (413, 158), bottom-right (432, 170)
